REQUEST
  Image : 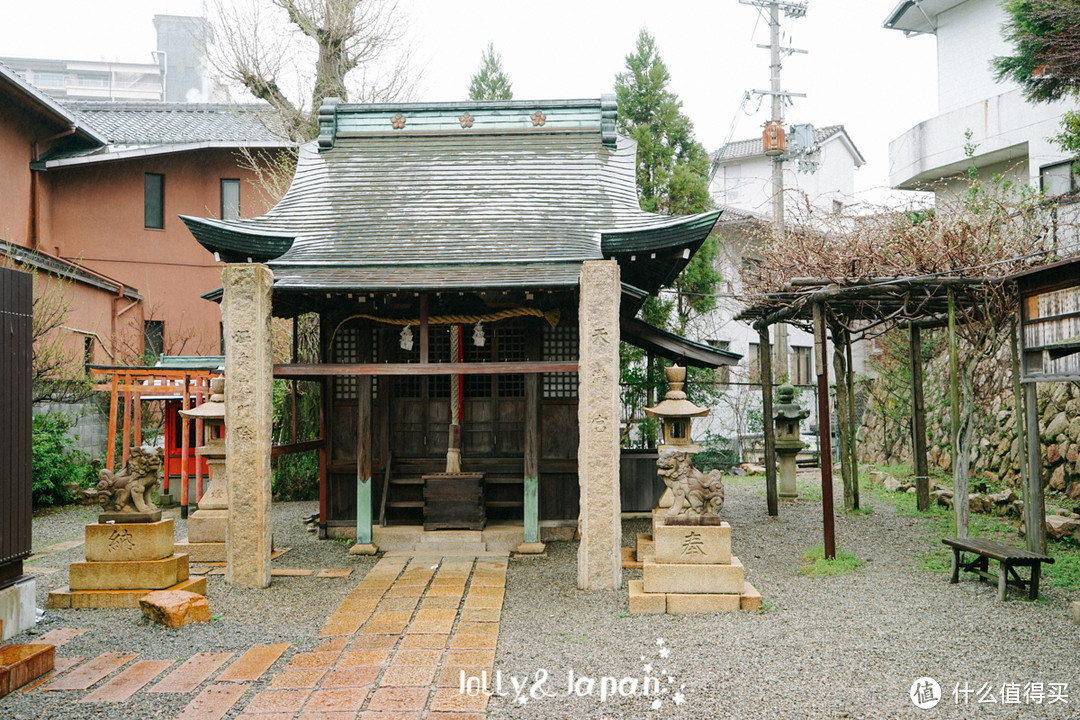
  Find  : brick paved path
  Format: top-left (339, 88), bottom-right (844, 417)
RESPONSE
top-left (15, 554), bottom-right (506, 720)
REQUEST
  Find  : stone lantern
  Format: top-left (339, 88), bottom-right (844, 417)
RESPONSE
top-left (644, 365), bottom-right (709, 452)
top-left (177, 376), bottom-right (228, 561)
top-left (773, 382), bottom-right (809, 500)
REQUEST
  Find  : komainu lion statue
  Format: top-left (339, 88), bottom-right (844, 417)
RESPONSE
top-left (657, 448), bottom-right (725, 518)
top-left (95, 446), bottom-right (164, 515)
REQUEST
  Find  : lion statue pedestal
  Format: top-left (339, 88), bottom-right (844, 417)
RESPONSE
top-left (47, 447), bottom-right (205, 610)
top-left (626, 365), bottom-right (761, 615)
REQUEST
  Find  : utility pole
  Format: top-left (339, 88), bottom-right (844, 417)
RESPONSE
top-left (768, 1), bottom-right (789, 383)
top-left (741, 1), bottom-right (807, 382)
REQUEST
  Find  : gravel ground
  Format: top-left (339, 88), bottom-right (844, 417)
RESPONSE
top-left (7, 500), bottom-right (376, 720)
top-left (4, 477), bottom-right (1078, 720)
top-left (491, 476), bottom-right (1080, 720)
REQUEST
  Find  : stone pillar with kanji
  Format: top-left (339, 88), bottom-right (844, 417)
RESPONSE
top-left (576, 260), bottom-right (622, 590)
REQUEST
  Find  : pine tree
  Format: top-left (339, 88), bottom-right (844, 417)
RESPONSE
top-left (468, 43), bottom-right (513, 101)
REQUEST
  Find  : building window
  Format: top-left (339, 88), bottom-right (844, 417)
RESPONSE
top-left (34, 71), bottom-right (66, 88)
top-left (747, 342), bottom-right (759, 382)
top-left (83, 336), bottom-right (94, 375)
top-left (723, 165), bottom-right (741, 203)
top-left (144, 320), bottom-right (164, 360)
top-left (144, 173), bottom-right (165, 229)
top-left (221, 179), bottom-right (241, 220)
top-left (1040, 159), bottom-right (1079, 196)
top-left (707, 340), bottom-right (731, 386)
top-left (792, 346), bottom-right (813, 385)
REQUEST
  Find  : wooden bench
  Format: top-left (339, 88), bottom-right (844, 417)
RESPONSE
top-left (942, 537), bottom-right (1054, 601)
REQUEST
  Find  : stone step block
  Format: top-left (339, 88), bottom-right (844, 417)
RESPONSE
top-left (420, 531), bottom-right (483, 543)
top-left (741, 582), bottom-right (763, 612)
top-left (85, 519), bottom-right (174, 563)
top-left (654, 522), bottom-right (731, 565)
top-left (666, 592), bottom-right (741, 614)
top-left (175, 539), bottom-right (226, 563)
top-left (627, 580), bottom-right (665, 615)
top-left (621, 547), bottom-right (643, 569)
top-left (69, 553), bottom-right (189, 591)
top-left (0, 644), bottom-right (55, 698)
top-left (47, 576), bottom-right (206, 609)
top-left (642, 556), bottom-right (744, 595)
top-left (634, 533), bottom-right (654, 563)
top-left (412, 543), bottom-right (488, 554)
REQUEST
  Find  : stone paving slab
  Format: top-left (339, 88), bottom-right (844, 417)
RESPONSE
top-left (43, 651), bottom-right (138, 691)
top-left (28, 628), bottom-right (88, 647)
top-left (268, 669), bottom-right (327, 689)
top-left (176, 682), bottom-right (249, 720)
top-left (79, 659), bottom-right (173, 702)
top-left (18, 657), bottom-right (81, 694)
top-left (150, 652), bottom-right (234, 694)
top-left (216, 643), bottom-right (289, 682)
top-left (243, 688), bottom-right (312, 713)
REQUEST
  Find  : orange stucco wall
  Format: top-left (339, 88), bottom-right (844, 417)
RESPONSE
top-left (38, 148), bottom-right (275, 360)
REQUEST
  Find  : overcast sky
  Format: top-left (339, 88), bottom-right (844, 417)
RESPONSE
top-left (0, 0), bottom-right (944, 203)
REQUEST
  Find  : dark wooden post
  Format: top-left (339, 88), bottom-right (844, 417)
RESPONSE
top-left (524, 372), bottom-right (540, 544)
top-left (844, 332), bottom-right (859, 510)
top-left (356, 373), bottom-right (373, 546)
top-left (909, 324), bottom-right (930, 511)
top-left (813, 303), bottom-right (836, 559)
top-left (1010, 319), bottom-right (1037, 551)
top-left (947, 288), bottom-right (967, 538)
top-left (1024, 381), bottom-right (1046, 553)
top-left (419, 293), bottom-right (429, 364)
top-left (758, 324), bottom-right (778, 517)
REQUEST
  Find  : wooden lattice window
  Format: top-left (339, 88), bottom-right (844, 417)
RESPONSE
top-left (497, 328), bottom-right (525, 397)
top-left (543, 325), bottom-right (578, 398)
top-left (334, 326), bottom-right (358, 400)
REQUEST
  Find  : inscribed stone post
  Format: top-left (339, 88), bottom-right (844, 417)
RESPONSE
top-left (576, 260), bottom-right (622, 590)
top-left (222, 264), bottom-right (274, 588)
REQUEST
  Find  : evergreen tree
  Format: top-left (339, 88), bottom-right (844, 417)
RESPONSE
top-left (615, 29), bottom-right (712, 216)
top-left (614, 28), bottom-right (718, 332)
top-left (468, 43), bottom-right (513, 101)
top-left (994, 1), bottom-right (1080, 155)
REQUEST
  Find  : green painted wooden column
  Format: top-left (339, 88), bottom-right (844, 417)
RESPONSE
top-left (356, 374), bottom-right (373, 545)
top-left (524, 373), bottom-right (540, 544)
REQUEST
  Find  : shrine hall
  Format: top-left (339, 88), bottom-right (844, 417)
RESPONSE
top-left (182, 95), bottom-right (738, 589)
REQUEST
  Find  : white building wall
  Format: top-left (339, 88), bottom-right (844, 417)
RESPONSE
top-left (936, 0), bottom-right (1015, 114)
top-left (710, 136), bottom-right (861, 220)
top-left (889, 0), bottom-right (1073, 192)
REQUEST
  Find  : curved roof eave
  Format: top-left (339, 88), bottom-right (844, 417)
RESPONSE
top-left (180, 215), bottom-right (295, 263)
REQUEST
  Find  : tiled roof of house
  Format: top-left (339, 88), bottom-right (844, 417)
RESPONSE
top-left (32, 101), bottom-right (292, 167)
top-left (712, 125), bottom-right (852, 163)
top-left (61, 101), bottom-right (287, 144)
top-left (0, 61), bottom-right (107, 145)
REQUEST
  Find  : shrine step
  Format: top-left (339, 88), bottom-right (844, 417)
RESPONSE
top-left (0, 643), bottom-right (54, 698)
top-left (413, 542), bottom-right (489, 554)
top-left (419, 531), bottom-right (483, 543)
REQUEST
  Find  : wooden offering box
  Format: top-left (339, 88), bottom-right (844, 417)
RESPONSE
top-left (423, 474), bottom-right (485, 531)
